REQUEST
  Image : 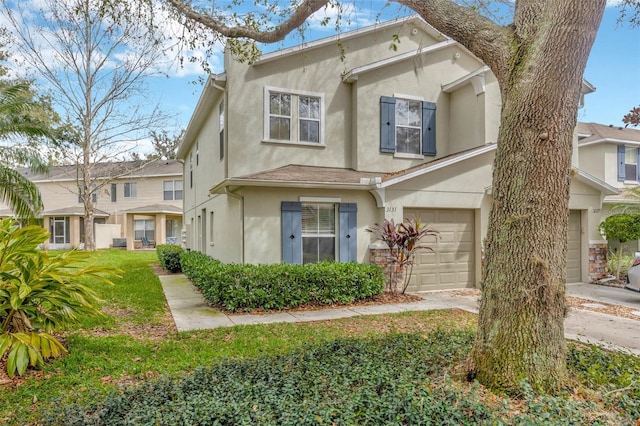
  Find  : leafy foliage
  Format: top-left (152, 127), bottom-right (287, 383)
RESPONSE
top-left (155, 244), bottom-right (183, 273)
top-left (147, 129), bottom-right (184, 160)
top-left (599, 214), bottom-right (640, 278)
top-left (623, 105), bottom-right (640, 127)
top-left (180, 251), bottom-right (384, 312)
top-left (0, 219), bottom-right (118, 376)
top-left (40, 330), bottom-right (628, 425)
top-left (367, 216), bottom-right (438, 293)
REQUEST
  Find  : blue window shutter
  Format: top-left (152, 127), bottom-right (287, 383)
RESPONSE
top-left (618, 145), bottom-right (625, 181)
top-left (281, 202), bottom-right (302, 264)
top-left (422, 101), bottom-right (436, 156)
top-left (380, 96), bottom-right (396, 153)
top-left (339, 203), bottom-right (357, 262)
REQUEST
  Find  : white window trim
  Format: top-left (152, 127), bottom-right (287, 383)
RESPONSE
top-left (394, 152), bottom-right (424, 159)
top-left (393, 95), bottom-right (425, 156)
top-left (392, 93), bottom-right (425, 101)
top-left (263, 86), bottom-right (326, 146)
top-left (299, 196), bottom-right (341, 203)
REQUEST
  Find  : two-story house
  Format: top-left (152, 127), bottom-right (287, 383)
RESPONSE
top-left (0, 159), bottom-right (183, 250)
top-left (178, 16), bottom-right (617, 291)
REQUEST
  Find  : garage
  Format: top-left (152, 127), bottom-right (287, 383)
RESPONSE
top-left (404, 208), bottom-right (475, 292)
top-left (566, 210), bottom-right (582, 283)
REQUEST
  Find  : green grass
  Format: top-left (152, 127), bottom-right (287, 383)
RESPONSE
top-left (1, 250), bottom-right (638, 425)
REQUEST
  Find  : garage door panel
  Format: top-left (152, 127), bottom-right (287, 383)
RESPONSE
top-left (404, 208), bottom-right (475, 292)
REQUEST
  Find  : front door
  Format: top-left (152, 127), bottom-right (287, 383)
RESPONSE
top-left (49, 216), bottom-right (71, 249)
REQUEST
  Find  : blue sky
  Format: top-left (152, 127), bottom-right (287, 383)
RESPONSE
top-left (159, 3), bottom-right (640, 137)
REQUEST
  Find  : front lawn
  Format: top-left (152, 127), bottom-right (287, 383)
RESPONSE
top-left (1, 250), bottom-right (638, 425)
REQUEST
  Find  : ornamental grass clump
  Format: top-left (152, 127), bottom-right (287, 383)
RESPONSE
top-left (0, 218), bottom-right (118, 376)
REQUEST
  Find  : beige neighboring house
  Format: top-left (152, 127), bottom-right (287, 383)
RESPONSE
top-left (178, 16), bottom-right (617, 291)
top-left (577, 122), bottom-right (640, 253)
top-left (0, 159), bottom-right (183, 250)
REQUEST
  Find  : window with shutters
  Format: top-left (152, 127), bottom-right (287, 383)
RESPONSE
top-left (617, 145), bottom-right (640, 182)
top-left (380, 95), bottom-right (436, 157)
top-left (264, 86), bottom-right (325, 145)
top-left (281, 201), bottom-right (357, 265)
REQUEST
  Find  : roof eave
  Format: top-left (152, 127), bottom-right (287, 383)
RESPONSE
top-left (210, 178), bottom-right (374, 194)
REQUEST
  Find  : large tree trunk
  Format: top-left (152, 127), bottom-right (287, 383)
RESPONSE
top-left (469, 1), bottom-right (605, 393)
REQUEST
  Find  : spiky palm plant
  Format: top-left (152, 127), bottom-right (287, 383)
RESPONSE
top-left (0, 82), bottom-right (53, 219)
top-left (0, 219), bottom-right (119, 376)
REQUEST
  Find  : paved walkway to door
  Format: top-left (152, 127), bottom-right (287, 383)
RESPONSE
top-left (159, 275), bottom-right (640, 355)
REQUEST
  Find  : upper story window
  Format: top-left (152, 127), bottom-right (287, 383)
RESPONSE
top-left (380, 95), bottom-right (436, 157)
top-left (617, 145), bottom-right (640, 182)
top-left (78, 184), bottom-right (97, 204)
top-left (124, 182), bottom-right (137, 198)
top-left (163, 180), bottom-right (183, 200)
top-left (111, 183), bottom-right (117, 202)
top-left (264, 86), bottom-right (325, 145)
top-left (219, 100), bottom-right (225, 160)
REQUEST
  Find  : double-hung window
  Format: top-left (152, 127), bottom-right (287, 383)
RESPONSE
top-left (163, 180), bottom-right (183, 200)
top-left (281, 201), bottom-right (357, 264)
top-left (617, 145), bottom-right (640, 182)
top-left (380, 95), bottom-right (436, 157)
top-left (264, 87), bottom-right (324, 145)
top-left (124, 182), bottom-right (137, 198)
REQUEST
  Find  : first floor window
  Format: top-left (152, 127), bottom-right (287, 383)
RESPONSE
top-left (49, 217), bottom-right (70, 244)
top-left (134, 219), bottom-right (155, 241)
top-left (302, 203), bottom-right (336, 264)
top-left (282, 202), bottom-right (357, 265)
top-left (124, 182), bottom-right (137, 198)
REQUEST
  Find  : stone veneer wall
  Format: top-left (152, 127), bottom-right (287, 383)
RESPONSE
top-left (588, 243), bottom-right (608, 282)
top-left (369, 246), bottom-right (405, 292)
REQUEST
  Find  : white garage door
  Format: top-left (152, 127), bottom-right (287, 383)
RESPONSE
top-left (566, 210), bottom-right (582, 283)
top-left (404, 208), bottom-right (475, 292)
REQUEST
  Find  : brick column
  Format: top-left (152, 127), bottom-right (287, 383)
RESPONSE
top-left (369, 244), bottom-right (405, 293)
top-left (588, 243), bottom-right (608, 282)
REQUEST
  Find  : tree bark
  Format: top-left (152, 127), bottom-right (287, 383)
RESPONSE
top-left (467, 1), bottom-right (605, 393)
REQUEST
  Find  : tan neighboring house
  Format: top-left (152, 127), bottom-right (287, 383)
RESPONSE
top-left (577, 122), bottom-right (640, 252)
top-left (0, 159), bottom-right (183, 250)
top-left (178, 16), bottom-right (617, 291)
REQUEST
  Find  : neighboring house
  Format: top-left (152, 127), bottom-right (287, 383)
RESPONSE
top-left (178, 16), bottom-right (616, 291)
top-left (0, 159), bottom-right (183, 250)
top-left (577, 122), bottom-right (640, 253)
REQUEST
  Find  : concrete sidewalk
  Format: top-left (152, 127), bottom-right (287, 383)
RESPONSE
top-left (159, 275), bottom-right (640, 355)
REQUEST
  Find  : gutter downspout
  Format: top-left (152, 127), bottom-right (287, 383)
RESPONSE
top-left (225, 188), bottom-right (244, 263)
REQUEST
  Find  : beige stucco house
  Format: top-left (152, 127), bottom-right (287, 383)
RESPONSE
top-left (178, 16), bottom-right (617, 291)
top-left (0, 159), bottom-right (183, 250)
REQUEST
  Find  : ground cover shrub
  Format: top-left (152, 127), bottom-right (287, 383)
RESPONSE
top-left (179, 252), bottom-right (384, 311)
top-left (606, 250), bottom-right (634, 280)
top-left (568, 343), bottom-right (640, 421)
top-left (156, 244), bottom-right (184, 273)
top-left (41, 330), bottom-right (623, 425)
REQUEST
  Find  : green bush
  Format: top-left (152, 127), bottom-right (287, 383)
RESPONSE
top-left (41, 330), bottom-right (620, 425)
top-left (606, 250), bottom-right (634, 279)
top-left (179, 252), bottom-right (384, 312)
top-left (156, 244), bottom-right (184, 273)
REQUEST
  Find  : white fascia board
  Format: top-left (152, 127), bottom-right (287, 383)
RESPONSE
top-left (177, 73), bottom-right (225, 160)
top-left (379, 143), bottom-right (497, 188)
top-left (573, 168), bottom-right (619, 195)
top-left (442, 66), bottom-right (490, 94)
top-left (342, 40), bottom-right (456, 83)
top-left (579, 138), bottom-right (640, 147)
top-left (255, 16), bottom-right (428, 65)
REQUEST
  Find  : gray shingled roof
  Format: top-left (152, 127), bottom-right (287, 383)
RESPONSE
top-left (578, 122), bottom-right (640, 145)
top-left (43, 207), bottom-right (110, 216)
top-left (236, 165), bottom-right (383, 184)
top-left (19, 159), bottom-right (182, 182)
top-left (121, 204), bottom-right (182, 214)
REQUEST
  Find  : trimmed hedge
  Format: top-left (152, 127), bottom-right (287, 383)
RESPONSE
top-left (179, 251), bottom-right (384, 312)
top-left (156, 244), bottom-right (184, 273)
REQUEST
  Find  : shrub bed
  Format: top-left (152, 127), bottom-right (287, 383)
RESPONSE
top-left (41, 330), bottom-right (629, 425)
top-left (156, 244), bottom-right (184, 273)
top-left (179, 251), bottom-right (384, 312)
